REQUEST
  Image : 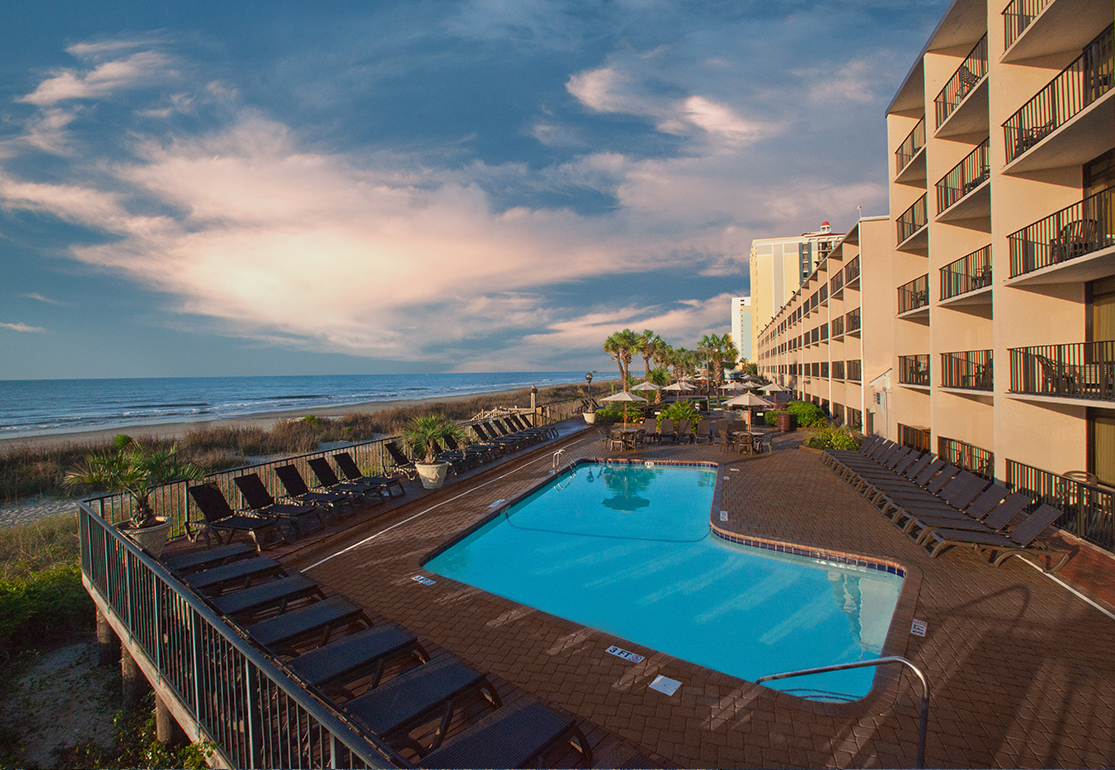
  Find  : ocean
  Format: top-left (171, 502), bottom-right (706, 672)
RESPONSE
top-left (0, 372), bottom-right (615, 439)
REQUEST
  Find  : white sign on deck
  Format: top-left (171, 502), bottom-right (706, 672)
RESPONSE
top-left (412, 575), bottom-right (436, 586)
top-left (649, 675), bottom-right (682, 696)
top-left (606, 645), bottom-right (645, 664)
top-left (488, 499), bottom-right (506, 508)
top-left (719, 511), bottom-right (728, 521)
top-left (910, 619), bottom-right (927, 637)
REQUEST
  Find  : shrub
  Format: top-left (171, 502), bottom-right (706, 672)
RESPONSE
top-left (786, 400), bottom-right (827, 428)
top-left (805, 421), bottom-right (860, 450)
top-left (765, 410), bottom-right (785, 426)
top-left (657, 400), bottom-right (699, 429)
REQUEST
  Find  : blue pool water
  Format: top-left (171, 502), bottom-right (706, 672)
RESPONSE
top-left (424, 461), bottom-right (904, 699)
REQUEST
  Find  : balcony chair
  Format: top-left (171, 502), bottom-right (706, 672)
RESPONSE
top-left (1052, 219), bottom-right (1100, 263)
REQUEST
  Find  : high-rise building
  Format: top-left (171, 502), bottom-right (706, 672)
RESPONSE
top-left (731, 296), bottom-right (752, 363)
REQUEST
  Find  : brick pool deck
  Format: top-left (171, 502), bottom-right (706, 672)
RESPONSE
top-left (271, 423), bottom-right (1115, 768)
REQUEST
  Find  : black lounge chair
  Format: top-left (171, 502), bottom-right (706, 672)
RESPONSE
top-left (306, 457), bottom-right (386, 503)
top-left (165, 541), bottom-right (256, 573)
top-left (333, 452), bottom-right (407, 498)
top-left (274, 465), bottom-right (351, 514)
top-left (233, 473), bottom-right (326, 534)
top-left (183, 556), bottom-right (285, 594)
top-left (493, 417), bottom-right (540, 445)
top-left (185, 484), bottom-right (285, 552)
top-left (342, 655), bottom-right (500, 756)
top-left (509, 413), bottom-right (557, 440)
top-left (287, 624), bottom-right (428, 696)
top-left (907, 490), bottom-right (1031, 544)
top-left (430, 439), bottom-right (473, 474)
top-left (443, 433), bottom-right (495, 465)
top-left (384, 442), bottom-right (419, 480)
top-left (211, 574), bottom-right (325, 619)
top-left (880, 470), bottom-right (989, 521)
top-left (246, 595), bottom-right (367, 653)
top-left (893, 484), bottom-right (1011, 536)
top-left (472, 422), bottom-right (524, 451)
top-left (419, 697), bottom-right (593, 769)
top-left (920, 503), bottom-right (1070, 570)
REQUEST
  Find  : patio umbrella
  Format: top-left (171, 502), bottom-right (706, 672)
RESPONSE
top-left (600, 390), bottom-right (648, 426)
top-left (720, 382), bottom-right (747, 392)
top-left (631, 382), bottom-right (661, 392)
top-left (759, 383), bottom-right (790, 392)
top-left (724, 392), bottom-right (774, 429)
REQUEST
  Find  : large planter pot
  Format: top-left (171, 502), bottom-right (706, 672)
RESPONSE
top-left (583, 411), bottom-right (597, 424)
top-left (415, 462), bottom-right (450, 489)
top-left (114, 517), bottom-right (172, 557)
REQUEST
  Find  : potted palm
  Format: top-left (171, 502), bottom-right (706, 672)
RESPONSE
top-left (403, 415), bottom-right (467, 489)
top-left (64, 442), bottom-right (206, 557)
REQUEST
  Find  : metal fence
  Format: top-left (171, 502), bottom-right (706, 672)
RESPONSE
top-left (895, 117), bottom-right (926, 175)
top-left (935, 35), bottom-right (988, 128)
top-left (936, 139), bottom-right (989, 213)
top-left (897, 194), bottom-right (928, 245)
top-left (899, 355), bottom-right (930, 386)
top-left (831, 315), bottom-right (845, 337)
top-left (1009, 341), bottom-right (1115, 401)
top-left (844, 256), bottom-right (860, 287)
top-left (1004, 24), bottom-right (1113, 163)
top-left (79, 504), bottom-right (399, 768)
top-left (830, 269), bottom-right (844, 296)
top-left (940, 350), bottom-right (993, 391)
top-left (898, 424), bottom-right (932, 453)
top-left (940, 245), bottom-right (992, 300)
top-left (1008, 186), bottom-right (1114, 277)
top-left (846, 308), bottom-right (861, 335)
top-left (832, 360), bottom-right (845, 380)
top-left (898, 274), bottom-right (930, 315)
top-left (847, 360), bottom-right (862, 382)
top-left (1003, 0), bottom-right (1050, 49)
top-left (938, 437), bottom-right (994, 480)
top-left (1006, 459), bottom-right (1115, 552)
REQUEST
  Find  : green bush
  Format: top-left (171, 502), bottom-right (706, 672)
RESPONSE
top-left (595, 404), bottom-right (644, 424)
top-left (0, 563), bottom-right (92, 653)
top-left (765, 410), bottom-right (785, 426)
top-left (805, 421), bottom-right (860, 450)
top-left (67, 692), bottom-right (214, 769)
top-left (786, 400), bottom-right (827, 428)
top-left (657, 400), bottom-right (699, 430)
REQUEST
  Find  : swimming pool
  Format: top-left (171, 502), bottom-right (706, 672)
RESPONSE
top-left (424, 459), bottom-right (904, 699)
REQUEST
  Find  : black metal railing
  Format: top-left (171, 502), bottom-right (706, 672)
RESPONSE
top-left (898, 423), bottom-right (932, 452)
top-left (896, 117), bottom-right (926, 175)
top-left (830, 270), bottom-right (844, 296)
top-left (847, 359), bottom-right (862, 381)
top-left (1009, 341), bottom-right (1115, 400)
top-left (936, 138), bottom-right (990, 213)
top-left (899, 355), bottom-right (931, 386)
top-left (898, 274), bottom-right (930, 315)
top-left (935, 35), bottom-right (988, 128)
top-left (1006, 459), bottom-right (1115, 552)
top-left (940, 245), bottom-right (992, 300)
top-left (846, 308), bottom-right (861, 335)
top-left (831, 316), bottom-right (845, 337)
top-left (897, 194), bottom-right (928, 245)
top-left (1004, 0), bottom-right (1049, 49)
top-left (940, 350), bottom-right (993, 391)
top-left (832, 360), bottom-right (845, 380)
top-left (848, 407), bottom-right (863, 431)
top-left (821, 361), bottom-right (830, 378)
top-left (1004, 24), bottom-right (1113, 163)
top-left (1008, 186), bottom-right (1115, 276)
top-left (844, 256), bottom-right (861, 287)
top-left (79, 505), bottom-right (398, 768)
top-left (939, 437), bottom-right (994, 480)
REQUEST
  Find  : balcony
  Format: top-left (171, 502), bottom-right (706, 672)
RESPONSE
top-left (832, 360), bottom-right (845, 380)
top-left (844, 256), bottom-right (861, 289)
top-left (940, 245), bottom-right (992, 304)
top-left (898, 423), bottom-right (932, 452)
top-left (1004, 24), bottom-right (1114, 172)
top-left (1006, 459), bottom-right (1114, 552)
top-left (1007, 186), bottom-right (1115, 283)
top-left (1003, 0), bottom-right (1113, 63)
top-left (847, 359), bottom-right (862, 382)
top-left (831, 315), bottom-right (845, 338)
top-left (895, 117), bottom-right (927, 185)
top-left (1009, 340), bottom-right (1115, 402)
top-left (897, 194), bottom-right (929, 253)
top-left (897, 273), bottom-right (930, 317)
top-left (939, 437), bottom-right (994, 480)
top-left (935, 35), bottom-right (989, 136)
top-left (899, 354), bottom-right (930, 388)
top-left (936, 139), bottom-right (990, 221)
top-left (830, 270), bottom-right (844, 299)
top-left (1003, 0), bottom-right (1051, 50)
top-left (940, 350), bottom-right (993, 392)
top-left (845, 308), bottom-right (861, 336)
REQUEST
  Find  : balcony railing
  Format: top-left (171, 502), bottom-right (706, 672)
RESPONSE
top-left (895, 117), bottom-right (926, 175)
top-left (846, 308), bottom-right (861, 335)
top-left (898, 424), bottom-right (932, 452)
top-left (847, 359), bottom-right (862, 381)
top-left (831, 316), bottom-right (845, 337)
top-left (1004, 24), bottom-right (1114, 163)
top-left (1003, 0), bottom-right (1050, 49)
top-left (821, 361), bottom-right (830, 378)
top-left (939, 437), bottom-right (994, 480)
top-left (820, 323), bottom-right (828, 342)
top-left (899, 355), bottom-right (930, 386)
top-left (1008, 186), bottom-right (1115, 277)
top-left (936, 138), bottom-right (990, 213)
top-left (830, 270), bottom-right (844, 296)
top-left (1006, 459), bottom-right (1115, 552)
top-left (1009, 341), bottom-right (1115, 400)
top-left (940, 350), bottom-right (993, 390)
top-left (897, 194), bottom-right (928, 245)
top-left (941, 245), bottom-right (992, 300)
top-left (935, 35), bottom-right (988, 129)
top-left (844, 256), bottom-right (861, 287)
top-left (832, 360), bottom-right (845, 380)
top-left (898, 274), bottom-right (930, 315)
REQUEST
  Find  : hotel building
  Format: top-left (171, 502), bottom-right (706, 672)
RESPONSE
top-left (756, 0), bottom-right (1114, 549)
top-left (731, 296), bottom-right (753, 363)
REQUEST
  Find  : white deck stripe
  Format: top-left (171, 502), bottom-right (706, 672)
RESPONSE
top-left (1021, 557), bottom-right (1115, 622)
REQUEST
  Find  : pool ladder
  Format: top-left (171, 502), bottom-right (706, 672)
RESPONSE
top-left (551, 449), bottom-right (576, 490)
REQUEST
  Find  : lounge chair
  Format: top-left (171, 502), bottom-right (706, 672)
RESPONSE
top-left (246, 595), bottom-right (368, 653)
top-left (694, 419), bottom-right (712, 443)
top-left (287, 624), bottom-right (429, 697)
top-left (419, 697), bottom-right (593, 768)
top-left (891, 483), bottom-right (1010, 534)
top-left (919, 503), bottom-right (1070, 570)
top-left (307, 457), bottom-right (386, 503)
top-left (879, 470), bottom-right (988, 520)
top-left (509, 413), bottom-right (557, 440)
top-left (443, 433), bottom-right (494, 465)
top-left (165, 541), bottom-right (256, 573)
top-left (384, 441), bottom-right (419, 480)
top-left (210, 574), bottom-right (325, 619)
top-left (274, 465), bottom-right (352, 515)
top-left (183, 556), bottom-right (285, 594)
top-left (333, 452), bottom-right (407, 498)
top-left (473, 422), bottom-right (527, 452)
top-left (658, 419), bottom-right (677, 445)
top-left (185, 484), bottom-right (285, 552)
top-left (233, 473), bottom-right (325, 535)
top-left (430, 439), bottom-right (474, 474)
top-left (342, 655), bottom-right (501, 756)
top-left (908, 491), bottom-right (1031, 544)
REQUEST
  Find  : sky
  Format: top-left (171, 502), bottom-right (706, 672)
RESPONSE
top-left (0, 0), bottom-right (948, 380)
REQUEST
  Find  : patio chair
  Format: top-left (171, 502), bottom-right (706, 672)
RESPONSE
top-left (509, 413), bottom-right (557, 440)
top-left (907, 490), bottom-right (1031, 545)
top-left (246, 596), bottom-right (368, 653)
top-left (418, 697), bottom-right (593, 769)
top-left (641, 417), bottom-right (660, 444)
top-left (443, 433), bottom-right (495, 465)
top-left (494, 417), bottom-right (543, 446)
top-left (658, 419), bottom-right (677, 445)
top-left (183, 556), bottom-right (285, 595)
top-left (889, 482), bottom-right (1010, 533)
top-left (275, 465), bottom-right (353, 514)
top-left (233, 473), bottom-right (327, 535)
top-left (342, 655), bottom-right (501, 757)
top-left (165, 541), bottom-right (256, 573)
top-left (287, 624), bottom-right (429, 697)
top-left (846, 450), bottom-right (929, 495)
top-left (605, 428), bottom-right (626, 453)
top-left (919, 503), bottom-right (1070, 571)
top-left (1052, 218), bottom-right (1099, 263)
top-left (307, 457), bottom-right (386, 502)
top-left (878, 470), bottom-right (988, 520)
top-left (185, 484), bottom-right (285, 552)
top-left (694, 419), bottom-right (713, 443)
top-left (384, 441), bottom-right (419, 480)
top-left (211, 574), bottom-right (325, 620)
top-left (429, 439), bottom-right (474, 474)
top-left (333, 452), bottom-right (407, 498)
top-left (676, 419), bottom-right (695, 444)
top-left (856, 455), bottom-right (944, 505)
top-left (473, 423), bottom-right (527, 452)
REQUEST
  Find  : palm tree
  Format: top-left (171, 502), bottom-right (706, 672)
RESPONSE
top-left (603, 328), bottom-right (640, 390)
top-left (700, 333), bottom-right (738, 387)
top-left (638, 330), bottom-right (661, 381)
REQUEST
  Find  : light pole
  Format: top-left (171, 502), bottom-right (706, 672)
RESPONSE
top-left (585, 372), bottom-right (593, 403)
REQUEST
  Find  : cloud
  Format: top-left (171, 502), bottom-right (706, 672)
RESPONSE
top-left (21, 50), bottom-right (176, 105)
top-left (0, 322), bottom-right (48, 333)
top-left (20, 293), bottom-right (66, 306)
